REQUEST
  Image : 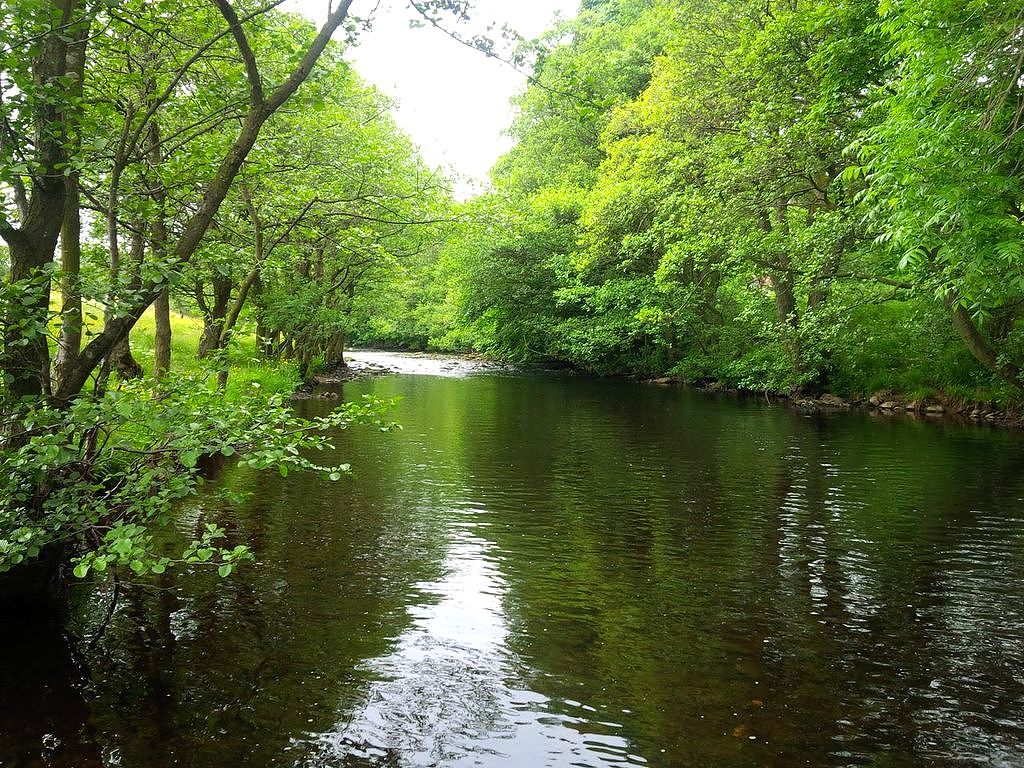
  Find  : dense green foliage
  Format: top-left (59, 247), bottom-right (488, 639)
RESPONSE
top-left (388, 0), bottom-right (1024, 402)
top-left (0, 1), bottom-right (436, 588)
top-left (1, 380), bottom-right (394, 580)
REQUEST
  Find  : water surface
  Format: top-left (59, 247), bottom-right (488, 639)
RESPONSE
top-left (3, 352), bottom-right (1024, 767)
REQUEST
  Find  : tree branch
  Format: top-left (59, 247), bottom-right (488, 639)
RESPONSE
top-left (212, 0), bottom-right (266, 108)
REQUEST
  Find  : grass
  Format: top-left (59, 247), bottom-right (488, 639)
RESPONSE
top-left (129, 307), bottom-right (300, 398)
top-left (57, 297), bottom-right (300, 398)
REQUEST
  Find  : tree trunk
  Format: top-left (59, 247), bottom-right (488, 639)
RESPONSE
top-left (52, 17), bottom-right (89, 391)
top-left (197, 275), bottom-right (232, 359)
top-left (2, 236), bottom-right (57, 400)
top-left (223, 184), bottom-right (265, 352)
top-left (104, 228), bottom-right (147, 382)
top-left (154, 287), bottom-right (171, 378)
top-left (51, 0), bottom-right (356, 403)
top-left (297, 344), bottom-right (313, 380)
top-left (198, 321), bottom-right (221, 361)
top-left (215, 264), bottom-right (261, 391)
top-left (252, 275), bottom-right (274, 356)
top-left (324, 332), bottom-right (346, 368)
top-left (283, 336), bottom-right (295, 359)
top-left (772, 268), bottom-right (802, 387)
top-left (944, 292), bottom-right (1024, 389)
top-left (0, 0), bottom-right (77, 401)
top-left (762, 203), bottom-right (801, 386)
top-left (53, 176), bottom-right (82, 391)
top-left (147, 113), bottom-right (171, 379)
top-left (109, 336), bottom-right (144, 381)
top-left (771, 269), bottom-right (798, 327)
top-left (259, 324), bottom-right (278, 359)
top-left (220, 264), bottom-right (261, 347)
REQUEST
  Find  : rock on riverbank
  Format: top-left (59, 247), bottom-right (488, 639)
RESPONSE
top-left (641, 377), bottom-right (1023, 428)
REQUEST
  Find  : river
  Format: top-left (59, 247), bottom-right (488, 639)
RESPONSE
top-left (3, 350), bottom-right (1024, 767)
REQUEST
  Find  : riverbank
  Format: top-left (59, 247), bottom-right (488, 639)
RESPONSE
top-left (334, 344), bottom-right (1024, 429)
top-left (46, 296), bottom-right (301, 397)
top-left (644, 376), bottom-right (1024, 429)
top-left (308, 345), bottom-right (1024, 429)
top-left (290, 359), bottom-right (388, 399)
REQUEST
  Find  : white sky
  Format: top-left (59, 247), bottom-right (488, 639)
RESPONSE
top-left (290, 0), bottom-right (580, 197)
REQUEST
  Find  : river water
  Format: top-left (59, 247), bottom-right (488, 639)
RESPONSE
top-left (3, 351), bottom-right (1024, 767)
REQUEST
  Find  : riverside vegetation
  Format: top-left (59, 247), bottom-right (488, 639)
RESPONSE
top-left (2, 0), bottom-right (1024, 595)
top-left (0, 0), bottom-right (432, 594)
top-left (414, 0), bottom-right (1024, 408)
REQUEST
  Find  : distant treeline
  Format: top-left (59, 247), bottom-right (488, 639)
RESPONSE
top-left (375, 0), bottom-right (1024, 403)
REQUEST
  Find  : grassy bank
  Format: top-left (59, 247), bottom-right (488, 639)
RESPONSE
top-left (127, 308), bottom-right (300, 397)
top-left (54, 299), bottom-right (300, 398)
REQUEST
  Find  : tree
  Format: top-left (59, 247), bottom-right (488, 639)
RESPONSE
top-left (1, 0), bottom-right (356, 405)
top-left (0, 0), bottom-right (375, 592)
top-left (857, 0), bottom-right (1024, 388)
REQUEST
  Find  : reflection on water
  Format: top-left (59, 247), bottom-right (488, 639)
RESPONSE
top-left (3, 354), bottom-right (1024, 767)
top-left (307, 527), bottom-right (641, 768)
